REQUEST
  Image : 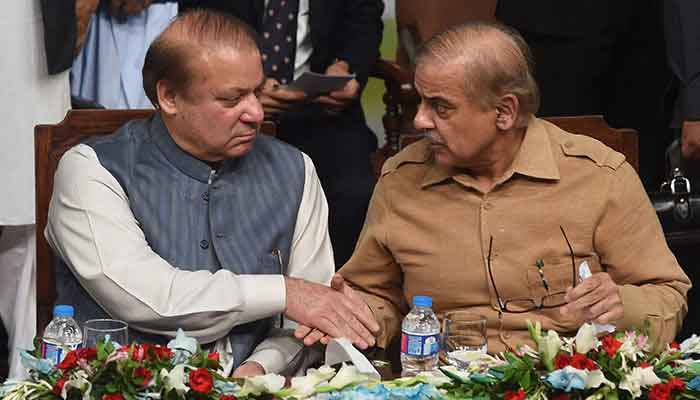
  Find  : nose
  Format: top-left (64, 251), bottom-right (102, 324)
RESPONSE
top-left (240, 93), bottom-right (264, 124)
top-left (414, 101), bottom-right (434, 131)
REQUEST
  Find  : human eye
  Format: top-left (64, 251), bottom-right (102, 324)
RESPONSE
top-left (428, 99), bottom-right (452, 118)
top-left (435, 103), bottom-right (450, 117)
top-left (218, 96), bottom-right (242, 107)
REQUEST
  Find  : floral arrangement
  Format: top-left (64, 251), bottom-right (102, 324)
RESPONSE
top-left (439, 321), bottom-right (700, 400)
top-left (4, 324), bottom-right (700, 400)
top-left (0, 329), bottom-right (446, 400)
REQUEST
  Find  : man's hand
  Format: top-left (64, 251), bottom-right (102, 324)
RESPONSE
top-left (284, 275), bottom-right (379, 349)
top-left (293, 274), bottom-right (371, 346)
top-left (682, 121), bottom-right (700, 160)
top-left (259, 78), bottom-right (308, 116)
top-left (560, 272), bottom-right (623, 325)
top-left (232, 361), bottom-right (265, 378)
top-left (314, 60), bottom-right (360, 115)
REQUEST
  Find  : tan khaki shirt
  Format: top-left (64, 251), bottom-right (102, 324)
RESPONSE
top-left (340, 117), bottom-right (690, 353)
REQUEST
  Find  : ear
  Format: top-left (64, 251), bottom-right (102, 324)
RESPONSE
top-left (156, 80), bottom-right (178, 116)
top-left (495, 94), bottom-right (520, 130)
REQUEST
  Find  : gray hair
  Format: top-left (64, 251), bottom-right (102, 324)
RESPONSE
top-left (416, 21), bottom-right (540, 127)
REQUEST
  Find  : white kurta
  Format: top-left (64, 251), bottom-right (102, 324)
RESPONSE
top-left (0, 0), bottom-right (70, 379)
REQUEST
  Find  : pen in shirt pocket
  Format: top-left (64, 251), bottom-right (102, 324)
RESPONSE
top-left (272, 248), bottom-right (285, 328)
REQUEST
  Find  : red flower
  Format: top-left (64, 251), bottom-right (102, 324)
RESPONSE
top-left (648, 383), bottom-right (671, 400)
top-left (639, 362), bottom-right (651, 368)
top-left (133, 367), bottom-right (153, 386)
top-left (189, 368), bottom-right (214, 393)
top-left (102, 394), bottom-right (125, 400)
top-left (555, 354), bottom-right (572, 369)
top-left (220, 396), bottom-right (237, 400)
top-left (551, 394), bottom-right (570, 400)
top-left (131, 344), bottom-right (149, 361)
top-left (57, 350), bottom-right (79, 370)
top-left (76, 347), bottom-right (97, 361)
top-left (504, 388), bottom-right (526, 400)
top-left (670, 341), bottom-right (680, 350)
top-left (601, 336), bottom-right (623, 357)
top-left (667, 377), bottom-right (686, 392)
top-left (153, 345), bottom-right (173, 360)
top-left (208, 352), bottom-right (220, 362)
top-left (571, 354), bottom-right (597, 370)
top-left (53, 377), bottom-right (67, 395)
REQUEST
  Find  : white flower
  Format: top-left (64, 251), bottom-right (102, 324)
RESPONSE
top-left (575, 323), bottom-right (599, 354)
top-left (560, 337), bottom-right (575, 355)
top-left (516, 344), bottom-right (541, 361)
top-left (327, 363), bottom-right (372, 389)
top-left (240, 374), bottom-right (285, 396)
top-left (539, 329), bottom-right (562, 370)
top-left (681, 334), bottom-right (700, 355)
top-left (61, 370), bottom-right (92, 400)
top-left (619, 367), bottom-right (661, 398)
top-left (160, 364), bottom-right (189, 396)
top-left (585, 369), bottom-right (615, 389)
top-left (290, 365), bottom-right (337, 398)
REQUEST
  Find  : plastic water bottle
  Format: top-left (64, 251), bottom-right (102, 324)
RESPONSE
top-left (41, 305), bottom-right (82, 364)
top-left (400, 295), bottom-right (440, 376)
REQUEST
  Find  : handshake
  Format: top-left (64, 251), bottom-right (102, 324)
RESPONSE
top-left (284, 273), bottom-right (379, 350)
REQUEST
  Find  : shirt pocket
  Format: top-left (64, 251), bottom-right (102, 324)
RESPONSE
top-left (257, 250), bottom-right (284, 275)
top-left (525, 255), bottom-right (603, 297)
top-left (525, 255), bottom-right (603, 330)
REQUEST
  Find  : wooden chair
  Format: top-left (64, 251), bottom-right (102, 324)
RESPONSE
top-left (544, 115), bottom-right (639, 172)
top-left (35, 109), bottom-right (155, 334)
top-left (369, 59), bottom-right (421, 174)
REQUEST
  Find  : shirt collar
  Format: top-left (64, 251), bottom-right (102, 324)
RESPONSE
top-left (420, 117), bottom-right (560, 188)
top-left (149, 113), bottom-right (239, 182)
top-left (509, 117), bottom-right (560, 181)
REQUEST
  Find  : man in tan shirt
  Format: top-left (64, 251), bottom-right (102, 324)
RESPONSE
top-left (335, 21), bottom-right (691, 353)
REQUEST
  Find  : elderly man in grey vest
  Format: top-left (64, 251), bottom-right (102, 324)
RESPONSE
top-left (45, 9), bottom-right (378, 378)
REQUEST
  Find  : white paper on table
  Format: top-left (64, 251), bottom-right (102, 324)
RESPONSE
top-left (578, 261), bottom-right (616, 333)
top-left (284, 71), bottom-right (355, 95)
top-left (324, 338), bottom-right (381, 380)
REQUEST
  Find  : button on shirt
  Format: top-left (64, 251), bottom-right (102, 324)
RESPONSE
top-left (339, 117), bottom-right (690, 353)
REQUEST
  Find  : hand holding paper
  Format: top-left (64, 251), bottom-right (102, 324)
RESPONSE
top-left (577, 261), bottom-right (616, 333)
top-left (560, 261), bottom-right (623, 330)
top-left (285, 71), bottom-right (356, 96)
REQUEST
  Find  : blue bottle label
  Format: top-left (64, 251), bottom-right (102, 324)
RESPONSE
top-left (41, 340), bottom-right (79, 365)
top-left (401, 332), bottom-right (440, 356)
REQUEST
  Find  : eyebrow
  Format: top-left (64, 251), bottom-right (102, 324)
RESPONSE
top-left (423, 95), bottom-right (453, 105)
top-left (216, 78), bottom-right (265, 97)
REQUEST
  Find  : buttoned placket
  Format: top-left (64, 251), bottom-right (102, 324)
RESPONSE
top-left (451, 174), bottom-right (503, 310)
top-left (204, 170), bottom-right (217, 251)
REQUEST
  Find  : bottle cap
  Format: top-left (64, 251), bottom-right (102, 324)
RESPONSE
top-left (53, 305), bottom-right (74, 318)
top-left (412, 295), bottom-right (432, 308)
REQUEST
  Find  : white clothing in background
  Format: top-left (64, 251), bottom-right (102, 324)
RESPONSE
top-left (70, 2), bottom-right (177, 109)
top-left (0, 0), bottom-right (70, 380)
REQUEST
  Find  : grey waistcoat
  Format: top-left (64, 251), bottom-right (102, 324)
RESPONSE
top-left (55, 114), bottom-right (305, 367)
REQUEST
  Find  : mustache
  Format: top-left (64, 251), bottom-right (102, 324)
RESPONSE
top-left (423, 130), bottom-right (445, 145)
